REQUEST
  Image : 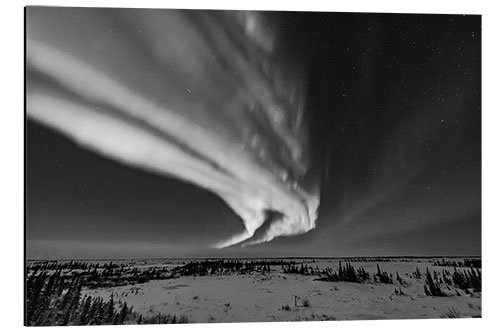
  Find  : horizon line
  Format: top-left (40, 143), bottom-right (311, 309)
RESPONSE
top-left (26, 254), bottom-right (482, 261)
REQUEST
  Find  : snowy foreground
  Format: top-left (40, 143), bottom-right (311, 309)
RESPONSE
top-left (72, 257), bottom-right (481, 323)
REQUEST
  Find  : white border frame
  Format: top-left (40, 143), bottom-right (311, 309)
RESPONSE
top-left (3, 1), bottom-right (498, 332)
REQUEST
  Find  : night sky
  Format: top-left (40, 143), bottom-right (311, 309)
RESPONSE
top-left (26, 9), bottom-right (481, 259)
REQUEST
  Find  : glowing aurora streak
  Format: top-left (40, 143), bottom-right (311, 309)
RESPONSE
top-left (26, 7), bottom-right (320, 248)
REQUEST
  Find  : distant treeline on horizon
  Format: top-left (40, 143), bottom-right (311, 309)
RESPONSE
top-left (26, 255), bottom-right (482, 262)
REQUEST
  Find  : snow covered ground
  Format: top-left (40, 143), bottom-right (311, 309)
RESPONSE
top-left (81, 258), bottom-right (481, 322)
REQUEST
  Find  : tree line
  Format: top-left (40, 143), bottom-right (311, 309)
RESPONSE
top-left (314, 262), bottom-right (390, 284)
top-left (432, 258), bottom-right (481, 269)
top-left (423, 267), bottom-right (481, 297)
top-left (26, 270), bottom-right (188, 326)
top-left (171, 259), bottom-right (274, 277)
top-left (28, 261), bottom-right (124, 272)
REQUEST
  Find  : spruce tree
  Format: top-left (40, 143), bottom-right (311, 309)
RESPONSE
top-left (105, 295), bottom-right (115, 324)
top-left (79, 295), bottom-right (92, 325)
top-left (119, 302), bottom-right (128, 324)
